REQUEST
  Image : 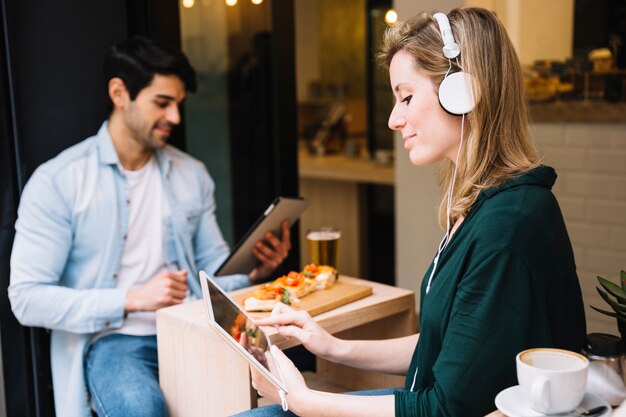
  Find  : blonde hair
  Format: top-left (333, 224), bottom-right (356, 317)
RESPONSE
top-left (378, 8), bottom-right (541, 229)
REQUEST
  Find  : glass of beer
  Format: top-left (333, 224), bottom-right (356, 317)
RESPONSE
top-left (306, 227), bottom-right (341, 269)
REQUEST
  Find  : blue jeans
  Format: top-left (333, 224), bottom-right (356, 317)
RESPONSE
top-left (231, 388), bottom-right (398, 417)
top-left (84, 334), bottom-right (167, 417)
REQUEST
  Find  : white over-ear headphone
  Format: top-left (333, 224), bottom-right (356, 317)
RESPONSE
top-left (433, 12), bottom-right (475, 115)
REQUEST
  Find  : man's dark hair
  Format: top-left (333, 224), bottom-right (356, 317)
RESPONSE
top-left (104, 36), bottom-right (197, 100)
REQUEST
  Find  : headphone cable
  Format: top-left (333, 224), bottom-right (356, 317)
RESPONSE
top-left (425, 113), bottom-right (464, 294)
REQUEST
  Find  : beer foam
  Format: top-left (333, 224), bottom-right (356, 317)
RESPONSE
top-left (307, 230), bottom-right (341, 241)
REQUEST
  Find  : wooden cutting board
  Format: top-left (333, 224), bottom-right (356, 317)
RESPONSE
top-left (231, 279), bottom-right (373, 319)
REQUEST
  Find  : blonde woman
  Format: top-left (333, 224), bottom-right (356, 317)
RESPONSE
top-left (236, 8), bottom-right (586, 417)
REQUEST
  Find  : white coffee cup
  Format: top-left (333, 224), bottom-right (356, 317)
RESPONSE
top-left (516, 348), bottom-right (589, 414)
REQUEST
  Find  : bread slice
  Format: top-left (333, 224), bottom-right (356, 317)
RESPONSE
top-left (303, 264), bottom-right (338, 290)
top-left (243, 297), bottom-right (279, 312)
top-left (243, 283), bottom-right (290, 312)
top-left (275, 271), bottom-right (317, 298)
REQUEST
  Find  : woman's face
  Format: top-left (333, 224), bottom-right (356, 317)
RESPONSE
top-left (388, 50), bottom-right (462, 166)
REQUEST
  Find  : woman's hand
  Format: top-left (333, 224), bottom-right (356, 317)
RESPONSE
top-left (255, 303), bottom-right (340, 360)
top-left (250, 345), bottom-right (310, 412)
top-left (252, 345), bottom-right (397, 417)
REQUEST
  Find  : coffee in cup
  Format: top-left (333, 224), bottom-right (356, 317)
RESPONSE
top-left (516, 348), bottom-right (589, 414)
top-left (306, 227), bottom-right (340, 269)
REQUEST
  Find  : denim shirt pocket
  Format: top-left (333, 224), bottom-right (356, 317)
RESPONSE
top-left (182, 207), bottom-right (202, 233)
top-left (165, 204), bottom-right (202, 269)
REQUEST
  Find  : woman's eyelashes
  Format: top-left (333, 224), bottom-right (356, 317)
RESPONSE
top-left (401, 95), bottom-right (413, 105)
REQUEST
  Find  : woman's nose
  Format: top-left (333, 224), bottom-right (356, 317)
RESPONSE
top-left (388, 107), bottom-right (405, 130)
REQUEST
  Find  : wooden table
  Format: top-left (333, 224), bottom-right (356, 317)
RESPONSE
top-left (156, 276), bottom-right (416, 417)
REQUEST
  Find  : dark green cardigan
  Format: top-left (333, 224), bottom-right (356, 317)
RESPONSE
top-left (394, 166), bottom-right (586, 417)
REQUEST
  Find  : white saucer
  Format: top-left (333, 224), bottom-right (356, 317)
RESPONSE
top-left (495, 385), bottom-right (611, 417)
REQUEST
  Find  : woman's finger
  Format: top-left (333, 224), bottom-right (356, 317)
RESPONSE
top-left (267, 345), bottom-right (295, 375)
top-left (273, 302), bottom-right (295, 315)
top-left (265, 350), bottom-right (276, 374)
top-left (255, 312), bottom-right (302, 327)
top-left (250, 368), bottom-right (260, 390)
top-left (250, 364), bottom-right (276, 400)
top-left (277, 324), bottom-right (311, 343)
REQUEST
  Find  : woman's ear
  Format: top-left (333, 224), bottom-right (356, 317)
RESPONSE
top-left (108, 77), bottom-right (129, 110)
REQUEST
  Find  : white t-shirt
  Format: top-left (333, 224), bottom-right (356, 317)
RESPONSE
top-left (99, 155), bottom-right (169, 338)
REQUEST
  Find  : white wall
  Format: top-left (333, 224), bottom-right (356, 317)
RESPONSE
top-left (532, 123), bottom-right (626, 335)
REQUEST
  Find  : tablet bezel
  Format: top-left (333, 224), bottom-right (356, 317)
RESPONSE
top-left (199, 270), bottom-right (288, 394)
top-left (215, 197), bottom-right (308, 276)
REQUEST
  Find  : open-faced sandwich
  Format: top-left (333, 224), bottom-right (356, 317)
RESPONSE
top-left (302, 264), bottom-right (338, 290)
top-left (243, 264), bottom-right (338, 312)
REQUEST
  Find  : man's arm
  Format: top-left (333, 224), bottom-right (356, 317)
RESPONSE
top-left (9, 169), bottom-right (126, 334)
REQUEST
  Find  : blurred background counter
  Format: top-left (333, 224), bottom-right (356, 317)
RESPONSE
top-left (298, 146), bottom-right (393, 185)
top-left (298, 145), bottom-right (394, 284)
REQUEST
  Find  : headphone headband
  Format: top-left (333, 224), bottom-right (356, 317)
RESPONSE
top-left (433, 12), bottom-right (460, 59)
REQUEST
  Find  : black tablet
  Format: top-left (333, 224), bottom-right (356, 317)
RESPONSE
top-left (215, 197), bottom-right (308, 277)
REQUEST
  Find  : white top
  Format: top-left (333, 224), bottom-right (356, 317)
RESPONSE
top-left (100, 155), bottom-right (168, 338)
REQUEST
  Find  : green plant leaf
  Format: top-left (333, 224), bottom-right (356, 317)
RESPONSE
top-left (596, 287), bottom-right (626, 313)
top-left (598, 276), bottom-right (626, 304)
top-left (621, 270), bottom-right (626, 291)
top-left (590, 304), bottom-right (626, 319)
top-left (590, 305), bottom-right (619, 318)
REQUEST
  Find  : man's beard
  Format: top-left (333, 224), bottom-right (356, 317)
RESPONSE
top-left (143, 121), bottom-right (174, 150)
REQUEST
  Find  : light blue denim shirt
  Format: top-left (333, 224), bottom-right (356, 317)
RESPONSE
top-left (9, 122), bottom-right (251, 417)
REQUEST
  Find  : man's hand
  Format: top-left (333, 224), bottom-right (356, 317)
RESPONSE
top-left (124, 270), bottom-right (188, 313)
top-left (249, 220), bottom-right (291, 281)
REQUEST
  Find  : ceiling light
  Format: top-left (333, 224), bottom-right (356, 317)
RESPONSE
top-left (385, 9), bottom-right (398, 26)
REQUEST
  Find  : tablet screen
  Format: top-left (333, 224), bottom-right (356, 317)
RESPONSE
top-left (204, 274), bottom-right (273, 372)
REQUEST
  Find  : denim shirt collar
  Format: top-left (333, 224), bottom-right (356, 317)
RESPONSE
top-left (96, 121), bottom-right (119, 166)
top-left (95, 121), bottom-right (172, 176)
top-left (154, 145), bottom-right (172, 178)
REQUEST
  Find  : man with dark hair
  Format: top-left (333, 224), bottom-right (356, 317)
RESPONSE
top-left (8, 36), bottom-right (291, 417)
top-left (104, 36), bottom-right (197, 100)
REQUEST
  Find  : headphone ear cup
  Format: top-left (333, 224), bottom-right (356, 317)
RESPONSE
top-left (438, 72), bottom-right (476, 115)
